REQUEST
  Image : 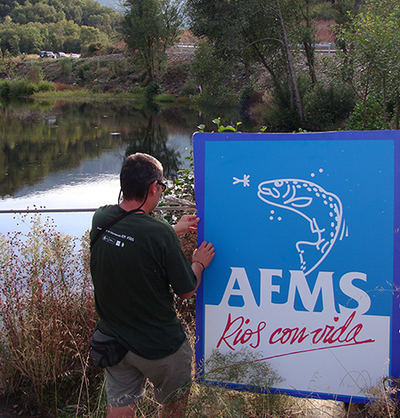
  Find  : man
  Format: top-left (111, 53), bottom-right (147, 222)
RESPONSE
top-left (90, 153), bottom-right (215, 417)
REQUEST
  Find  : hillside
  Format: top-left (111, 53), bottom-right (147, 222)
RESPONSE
top-left (0, 0), bottom-right (121, 55)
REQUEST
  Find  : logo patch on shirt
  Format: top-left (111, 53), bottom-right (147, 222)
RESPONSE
top-left (102, 230), bottom-right (134, 248)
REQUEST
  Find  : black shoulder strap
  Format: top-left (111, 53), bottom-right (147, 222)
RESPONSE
top-left (90, 208), bottom-right (143, 250)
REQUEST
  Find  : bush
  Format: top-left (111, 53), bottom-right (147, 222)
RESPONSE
top-left (190, 41), bottom-right (236, 107)
top-left (145, 81), bottom-right (162, 102)
top-left (27, 65), bottom-right (44, 84)
top-left (7, 79), bottom-right (37, 98)
top-left (264, 85), bottom-right (303, 132)
top-left (0, 80), bottom-right (11, 100)
top-left (303, 81), bottom-right (355, 130)
top-left (346, 95), bottom-right (387, 130)
top-left (0, 79), bottom-right (55, 99)
top-left (131, 85), bottom-right (144, 95)
top-left (179, 81), bottom-right (198, 97)
top-left (36, 81), bottom-right (55, 92)
top-left (239, 84), bottom-right (258, 122)
top-left (60, 57), bottom-right (73, 79)
top-left (87, 42), bottom-right (104, 56)
top-left (78, 63), bottom-right (95, 81)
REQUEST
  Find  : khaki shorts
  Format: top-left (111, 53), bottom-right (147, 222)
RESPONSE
top-left (105, 338), bottom-right (193, 407)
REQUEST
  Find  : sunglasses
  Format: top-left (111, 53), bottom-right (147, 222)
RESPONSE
top-left (157, 180), bottom-right (167, 192)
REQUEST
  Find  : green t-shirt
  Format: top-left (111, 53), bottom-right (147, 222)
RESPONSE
top-left (90, 205), bottom-right (197, 359)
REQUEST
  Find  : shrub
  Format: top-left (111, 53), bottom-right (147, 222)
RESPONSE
top-left (27, 65), bottom-right (44, 84)
top-left (0, 80), bottom-right (11, 100)
top-left (190, 41), bottom-right (236, 107)
top-left (264, 86), bottom-right (302, 132)
top-left (347, 95), bottom-right (387, 130)
top-left (87, 42), bottom-right (104, 56)
top-left (36, 81), bottom-right (55, 92)
top-left (179, 81), bottom-right (198, 97)
top-left (239, 84), bottom-right (257, 122)
top-left (60, 57), bottom-right (73, 79)
top-left (131, 85), bottom-right (144, 95)
top-left (78, 63), bottom-right (95, 81)
top-left (303, 81), bottom-right (355, 130)
top-left (8, 79), bottom-right (37, 98)
top-left (145, 81), bottom-right (162, 102)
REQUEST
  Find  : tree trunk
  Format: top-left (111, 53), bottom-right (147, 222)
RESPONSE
top-left (304, 41), bottom-right (317, 85)
top-left (276, 0), bottom-right (303, 121)
top-left (382, 77), bottom-right (387, 127)
top-left (362, 79), bottom-right (369, 129)
top-left (302, 0), bottom-right (317, 85)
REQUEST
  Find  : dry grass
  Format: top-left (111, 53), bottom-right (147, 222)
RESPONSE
top-left (0, 215), bottom-right (101, 416)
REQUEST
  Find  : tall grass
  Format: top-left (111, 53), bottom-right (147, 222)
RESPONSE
top-left (0, 215), bottom-right (101, 416)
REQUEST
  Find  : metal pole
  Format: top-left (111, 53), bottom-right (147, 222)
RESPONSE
top-left (0, 206), bottom-right (196, 215)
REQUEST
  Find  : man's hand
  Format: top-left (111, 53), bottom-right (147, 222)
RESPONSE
top-left (173, 214), bottom-right (200, 237)
top-left (179, 241), bottom-right (215, 299)
top-left (192, 241), bottom-right (215, 270)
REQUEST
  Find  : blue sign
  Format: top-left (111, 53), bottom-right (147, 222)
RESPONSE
top-left (194, 131), bottom-right (400, 403)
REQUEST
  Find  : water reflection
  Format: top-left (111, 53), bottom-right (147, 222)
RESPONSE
top-left (0, 100), bottom-right (199, 199)
top-left (0, 98), bottom-right (256, 236)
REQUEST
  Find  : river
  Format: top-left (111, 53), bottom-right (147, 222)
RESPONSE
top-left (0, 99), bottom-right (211, 237)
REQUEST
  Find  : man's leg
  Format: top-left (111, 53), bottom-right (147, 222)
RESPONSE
top-left (104, 351), bottom-right (146, 417)
top-left (159, 391), bottom-right (190, 418)
top-left (107, 403), bottom-right (137, 418)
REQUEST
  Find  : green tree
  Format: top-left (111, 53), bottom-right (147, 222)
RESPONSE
top-left (121, 0), bottom-right (182, 82)
top-left (187, 0), bottom-right (305, 121)
top-left (190, 41), bottom-right (236, 107)
top-left (336, 0), bottom-right (400, 128)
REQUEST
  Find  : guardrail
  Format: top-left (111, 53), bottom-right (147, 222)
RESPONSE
top-left (171, 42), bottom-right (337, 54)
top-left (0, 206), bottom-right (195, 214)
top-left (0, 197), bottom-right (196, 215)
top-left (314, 42), bottom-right (336, 53)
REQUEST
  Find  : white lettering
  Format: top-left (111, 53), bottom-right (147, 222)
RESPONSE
top-left (339, 272), bottom-right (371, 315)
top-left (259, 269), bottom-right (283, 309)
top-left (219, 267), bottom-right (257, 309)
top-left (284, 270), bottom-right (337, 313)
top-left (218, 267), bottom-right (370, 314)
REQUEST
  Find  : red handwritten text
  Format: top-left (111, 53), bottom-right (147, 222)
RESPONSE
top-left (216, 314), bottom-right (267, 350)
top-left (269, 312), bottom-right (374, 346)
top-left (216, 312), bottom-right (375, 351)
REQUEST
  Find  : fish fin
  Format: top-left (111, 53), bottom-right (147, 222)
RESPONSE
top-left (285, 196), bottom-right (313, 208)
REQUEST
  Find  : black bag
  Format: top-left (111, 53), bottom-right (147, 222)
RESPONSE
top-left (89, 329), bottom-right (128, 368)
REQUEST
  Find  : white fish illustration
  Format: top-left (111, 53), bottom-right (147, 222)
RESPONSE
top-left (257, 179), bottom-right (348, 276)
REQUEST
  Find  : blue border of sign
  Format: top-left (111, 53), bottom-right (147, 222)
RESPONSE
top-left (194, 130), bottom-right (400, 403)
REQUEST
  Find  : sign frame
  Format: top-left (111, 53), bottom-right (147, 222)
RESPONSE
top-left (194, 130), bottom-right (400, 403)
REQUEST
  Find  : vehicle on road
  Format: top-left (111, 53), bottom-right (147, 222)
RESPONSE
top-left (69, 53), bottom-right (81, 58)
top-left (40, 51), bottom-right (55, 58)
top-left (56, 52), bottom-right (67, 58)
